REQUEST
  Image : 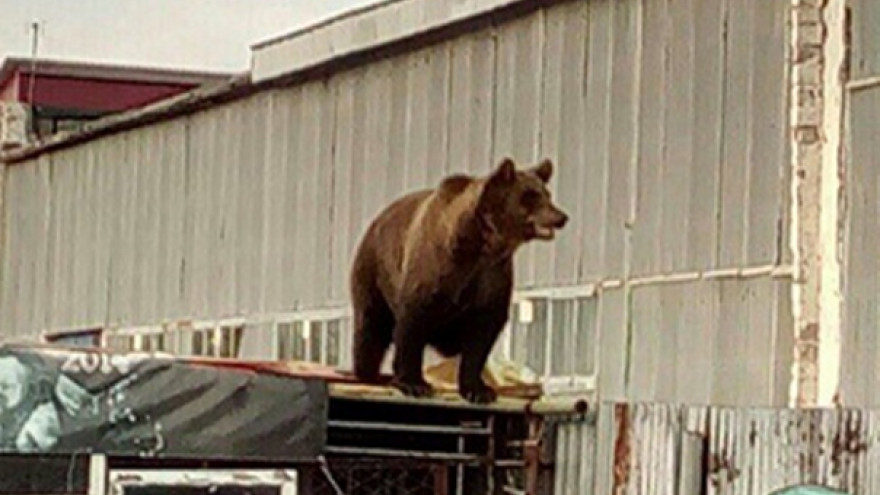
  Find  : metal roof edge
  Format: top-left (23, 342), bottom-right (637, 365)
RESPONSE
top-left (251, 0), bottom-right (406, 50)
top-left (0, 73), bottom-right (253, 164)
top-left (0, 56), bottom-right (234, 86)
top-left (1, 0), bottom-right (565, 165)
top-left (250, 0), bottom-right (535, 83)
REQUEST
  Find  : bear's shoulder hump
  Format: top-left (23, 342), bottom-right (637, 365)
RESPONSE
top-left (438, 174), bottom-right (474, 197)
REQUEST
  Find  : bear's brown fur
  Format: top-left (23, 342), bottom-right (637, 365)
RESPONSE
top-left (350, 157), bottom-right (568, 403)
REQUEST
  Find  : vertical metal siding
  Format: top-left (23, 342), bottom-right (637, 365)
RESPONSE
top-left (630, 0), bottom-right (666, 278)
top-left (705, 408), bottom-right (878, 494)
top-left (540, 1), bottom-right (588, 286)
top-left (628, 0), bottom-right (790, 276)
top-left (841, 87), bottom-right (880, 407)
top-left (493, 13), bottom-right (543, 287)
top-left (553, 416), bottom-right (597, 495)
top-left (448, 31), bottom-right (495, 176)
top-left (0, 0), bottom-right (793, 409)
top-left (555, 404), bottom-right (880, 495)
top-left (580, 0), bottom-right (613, 284)
top-left (596, 288), bottom-right (628, 402)
top-left (626, 278), bottom-right (792, 406)
top-left (852, 0), bottom-right (880, 79)
top-left (604, 0), bottom-right (639, 282)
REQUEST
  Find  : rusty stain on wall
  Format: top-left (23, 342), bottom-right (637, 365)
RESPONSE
top-left (612, 403), bottom-right (631, 494)
top-left (557, 403), bottom-right (880, 494)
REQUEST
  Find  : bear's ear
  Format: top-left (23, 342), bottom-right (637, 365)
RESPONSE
top-left (532, 159), bottom-right (553, 183)
top-left (490, 157), bottom-right (517, 185)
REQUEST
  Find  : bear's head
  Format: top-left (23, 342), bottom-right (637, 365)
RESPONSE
top-left (477, 157), bottom-right (568, 249)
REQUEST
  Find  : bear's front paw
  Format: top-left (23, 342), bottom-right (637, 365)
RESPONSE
top-left (391, 378), bottom-right (435, 398)
top-left (460, 383), bottom-right (498, 404)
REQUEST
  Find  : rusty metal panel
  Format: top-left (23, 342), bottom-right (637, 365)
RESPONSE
top-left (597, 402), bottom-right (682, 495)
top-left (554, 405), bottom-right (880, 495)
top-left (852, 0), bottom-right (880, 79)
top-left (841, 87), bottom-right (880, 407)
top-left (705, 408), bottom-right (879, 494)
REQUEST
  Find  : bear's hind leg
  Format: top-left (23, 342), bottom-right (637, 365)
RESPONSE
top-left (352, 297), bottom-right (395, 383)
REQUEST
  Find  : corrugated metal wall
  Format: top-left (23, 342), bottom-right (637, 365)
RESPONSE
top-left (841, 0), bottom-right (880, 408)
top-left (0, 0), bottom-right (792, 405)
top-left (851, 0), bottom-right (880, 80)
top-left (554, 403), bottom-right (880, 494)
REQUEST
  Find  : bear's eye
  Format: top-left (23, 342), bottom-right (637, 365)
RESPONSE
top-left (520, 190), bottom-right (540, 208)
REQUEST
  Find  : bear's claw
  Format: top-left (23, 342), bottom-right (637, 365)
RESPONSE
top-left (392, 379), bottom-right (435, 398)
top-left (460, 384), bottom-right (498, 404)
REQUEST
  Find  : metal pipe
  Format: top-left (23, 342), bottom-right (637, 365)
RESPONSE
top-left (323, 446), bottom-right (485, 464)
top-left (330, 390), bottom-right (588, 416)
top-left (328, 419), bottom-right (491, 436)
top-left (848, 75), bottom-right (880, 92)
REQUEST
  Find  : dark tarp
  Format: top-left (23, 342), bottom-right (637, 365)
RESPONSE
top-left (0, 344), bottom-right (327, 461)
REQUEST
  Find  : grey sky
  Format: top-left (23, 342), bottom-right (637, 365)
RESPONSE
top-left (0, 0), bottom-right (375, 73)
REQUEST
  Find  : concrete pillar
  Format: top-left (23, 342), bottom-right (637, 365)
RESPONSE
top-left (789, 0), bottom-right (848, 407)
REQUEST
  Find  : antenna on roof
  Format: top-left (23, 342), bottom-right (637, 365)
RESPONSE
top-left (26, 19), bottom-right (42, 138)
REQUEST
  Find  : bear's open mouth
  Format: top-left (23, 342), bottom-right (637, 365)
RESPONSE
top-left (533, 225), bottom-right (556, 240)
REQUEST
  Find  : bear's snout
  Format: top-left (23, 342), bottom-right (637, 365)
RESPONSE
top-left (551, 210), bottom-right (568, 229)
top-left (530, 206), bottom-right (568, 240)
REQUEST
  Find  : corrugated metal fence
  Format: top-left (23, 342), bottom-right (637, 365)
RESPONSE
top-left (553, 403), bottom-right (880, 494)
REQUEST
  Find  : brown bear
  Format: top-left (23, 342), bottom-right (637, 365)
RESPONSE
top-left (350, 157), bottom-right (568, 403)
